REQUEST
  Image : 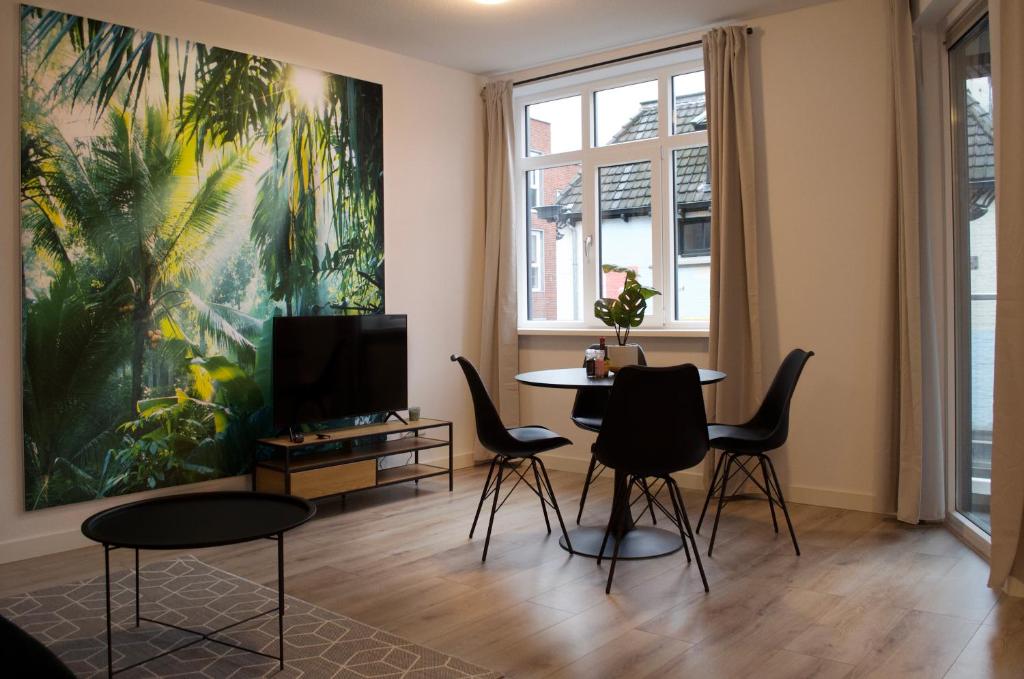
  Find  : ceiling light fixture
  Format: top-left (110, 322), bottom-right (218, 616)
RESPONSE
top-left (474, 0), bottom-right (508, 5)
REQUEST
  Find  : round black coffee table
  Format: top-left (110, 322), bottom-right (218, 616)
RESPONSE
top-left (82, 491), bottom-right (315, 677)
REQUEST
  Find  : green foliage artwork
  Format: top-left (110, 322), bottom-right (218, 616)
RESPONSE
top-left (20, 7), bottom-right (384, 509)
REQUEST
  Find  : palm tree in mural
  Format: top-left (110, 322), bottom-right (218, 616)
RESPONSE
top-left (23, 105), bottom-right (250, 412)
top-left (21, 7), bottom-right (385, 316)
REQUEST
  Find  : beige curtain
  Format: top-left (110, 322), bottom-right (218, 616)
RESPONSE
top-left (889, 0), bottom-right (926, 524)
top-left (988, 0), bottom-right (1024, 595)
top-left (703, 26), bottom-right (762, 452)
top-left (478, 81), bottom-right (520, 456)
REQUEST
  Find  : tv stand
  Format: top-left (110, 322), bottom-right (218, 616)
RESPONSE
top-left (385, 410), bottom-right (408, 424)
top-left (253, 419), bottom-right (453, 501)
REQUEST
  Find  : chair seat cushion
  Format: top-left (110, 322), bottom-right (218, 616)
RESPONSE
top-left (708, 424), bottom-right (774, 453)
top-left (503, 426), bottom-right (571, 457)
top-left (571, 415), bottom-right (602, 432)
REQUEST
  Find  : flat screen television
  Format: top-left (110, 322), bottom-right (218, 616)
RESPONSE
top-left (272, 314), bottom-right (408, 429)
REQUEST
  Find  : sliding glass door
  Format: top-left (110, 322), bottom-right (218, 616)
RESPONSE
top-left (949, 14), bottom-right (993, 533)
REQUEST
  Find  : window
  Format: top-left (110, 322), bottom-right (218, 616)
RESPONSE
top-left (525, 164), bottom-right (582, 320)
top-left (527, 161), bottom-right (542, 206)
top-left (599, 161), bottom-right (654, 296)
top-left (949, 12), bottom-right (993, 534)
top-left (594, 80), bottom-right (659, 147)
top-left (672, 72), bottom-right (706, 134)
top-left (516, 55), bottom-right (710, 330)
top-left (526, 96), bottom-right (582, 155)
top-left (528, 230), bottom-right (544, 292)
top-left (673, 146), bottom-right (711, 322)
top-left (678, 218), bottom-right (711, 257)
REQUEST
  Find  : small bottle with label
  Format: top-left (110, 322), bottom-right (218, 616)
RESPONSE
top-left (599, 336), bottom-right (610, 372)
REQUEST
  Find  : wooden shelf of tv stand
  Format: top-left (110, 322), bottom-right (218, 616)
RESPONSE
top-left (258, 418), bottom-right (450, 450)
top-left (252, 418), bottom-right (453, 501)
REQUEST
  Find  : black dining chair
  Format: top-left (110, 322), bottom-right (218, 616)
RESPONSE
top-left (593, 364), bottom-right (710, 594)
top-left (696, 349), bottom-right (814, 557)
top-left (451, 355), bottom-right (573, 561)
top-left (572, 345), bottom-right (655, 525)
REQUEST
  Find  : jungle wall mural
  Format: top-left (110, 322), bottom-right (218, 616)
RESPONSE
top-left (20, 6), bottom-right (384, 509)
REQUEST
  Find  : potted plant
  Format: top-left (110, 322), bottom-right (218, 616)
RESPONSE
top-left (593, 264), bottom-right (660, 369)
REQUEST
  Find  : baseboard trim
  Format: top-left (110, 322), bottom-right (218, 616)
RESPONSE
top-left (0, 450), bottom-right (477, 566)
top-left (538, 452), bottom-right (888, 514)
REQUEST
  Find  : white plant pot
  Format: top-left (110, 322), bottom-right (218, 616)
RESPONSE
top-left (607, 343), bottom-right (640, 371)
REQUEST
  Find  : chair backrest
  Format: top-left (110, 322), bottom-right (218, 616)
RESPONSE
top-left (450, 355), bottom-right (515, 453)
top-left (593, 364), bottom-right (709, 477)
top-left (746, 348), bottom-right (814, 450)
top-left (570, 344), bottom-right (648, 422)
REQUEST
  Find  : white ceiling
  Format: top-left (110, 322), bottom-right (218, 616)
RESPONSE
top-left (202, 0), bottom-right (832, 75)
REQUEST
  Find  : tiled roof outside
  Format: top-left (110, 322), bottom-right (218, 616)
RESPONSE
top-left (967, 94), bottom-right (993, 183)
top-left (555, 94), bottom-right (709, 220)
top-left (966, 92), bottom-right (995, 218)
top-left (550, 90), bottom-right (993, 223)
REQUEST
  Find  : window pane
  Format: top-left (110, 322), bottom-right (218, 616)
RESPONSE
top-left (594, 80), bottom-right (658, 147)
top-left (951, 17), bottom-right (993, 534)
top-left (526, 163), bottom-right (583, 320)
top-left (673, 71), bottom-right (706, 134)
top-left (526, 96), bottom-right (581, 156)
top-left (672, 146), bottom-right (711, 322)
top-left (599, 161), bottom-right (653, 299)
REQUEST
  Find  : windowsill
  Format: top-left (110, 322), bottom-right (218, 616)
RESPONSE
top-left (518, 326), bottom-right (709, 339)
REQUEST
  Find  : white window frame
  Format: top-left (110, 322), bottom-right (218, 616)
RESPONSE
top-left (528, 228), bottom-right (544, 292)
top-left (941, 0), bottom-right (993, 548)
top-left (514, 54), bottom-right (709, 334)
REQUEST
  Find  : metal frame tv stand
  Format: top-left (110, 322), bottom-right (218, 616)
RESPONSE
top-left (253, 418), bottom-right (453, 501)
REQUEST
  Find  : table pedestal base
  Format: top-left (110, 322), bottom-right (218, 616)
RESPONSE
top-left (559, 526), bottom-right (683, 560)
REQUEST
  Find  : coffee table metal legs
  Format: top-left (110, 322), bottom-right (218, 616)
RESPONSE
top-left (104, 545), bottom-right (113, 678)
top-left (134, 549), bottom-right (140, 628)
top-left (277, 531), bottom-right (285, 670)
top-left (101, 538), bottom-right (287, 676)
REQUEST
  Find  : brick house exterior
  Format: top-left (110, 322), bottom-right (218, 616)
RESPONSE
top-left (527, 119), bottom-right (580, 320)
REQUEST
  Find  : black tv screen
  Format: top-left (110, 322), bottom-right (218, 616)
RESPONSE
top-left (272, 315), bottom-right (408, 428)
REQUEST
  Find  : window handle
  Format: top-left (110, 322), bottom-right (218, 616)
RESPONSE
top-left (585, 235), bottom-right (593, 259)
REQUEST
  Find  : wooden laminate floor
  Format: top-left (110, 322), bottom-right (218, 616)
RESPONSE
top-left (2, 465), bottom-right (1017, 679)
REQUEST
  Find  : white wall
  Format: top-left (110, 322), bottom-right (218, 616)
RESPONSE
top-left (515, 0), bottom-right (901, 514)
top-left (0, 0), bottom-right (485, 563)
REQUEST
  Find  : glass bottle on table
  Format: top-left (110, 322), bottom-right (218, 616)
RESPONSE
top-left (599, 337), bottom-right (610, 374)
top-left (585, 349), bottom-right (597, 378)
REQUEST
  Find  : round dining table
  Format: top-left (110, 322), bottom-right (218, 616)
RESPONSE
top-left (515, 366), bottom-right (726, 560)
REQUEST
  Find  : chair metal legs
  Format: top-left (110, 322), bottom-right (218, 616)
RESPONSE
top-left (533, 460), bottom-right (551, 534)
top-left (472, 455), bottom-right (574, 562)
top-left (470, 457), bottom-right (498, 540)
top-left (577, 455), bottom-right (600, 524)
top-left (699, 451), bottom-right (800, 557)
top-left (599, 474), bottom-right (709, 594)
top-left (667, 479), bottom-right (709, 592)
top-left (578, 454), bottom-right (658, 526)
top-left (481, 458), bottom-right (503, 562)
top-left (760, 457), bottom-right (779, 534)
top-left (765, 456), bottom-right (800, 555)
top-left (534, 457), bottom-right (574, 554)
top-left (697, 453), bottom-right (726, 533)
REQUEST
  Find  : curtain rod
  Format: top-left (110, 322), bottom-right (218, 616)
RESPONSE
top-left (513, 27), bottom-right (752, 88)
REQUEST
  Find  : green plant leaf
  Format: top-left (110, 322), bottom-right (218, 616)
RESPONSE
top-left (593, 264), bottom-right (660, 337)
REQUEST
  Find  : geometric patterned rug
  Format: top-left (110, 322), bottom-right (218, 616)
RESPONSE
top-left (0, 556), bottom-right (501, 678)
